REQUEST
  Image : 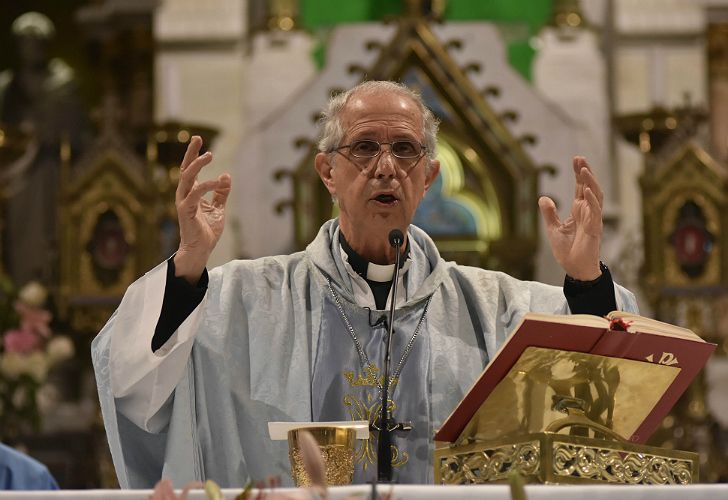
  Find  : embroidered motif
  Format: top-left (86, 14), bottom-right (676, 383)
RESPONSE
top-left (326, 280), bottom-right (432, 473)
top-left (344, 365), bottom-right (408, 471)
top-left (344, 364), bottom-right (399, 389)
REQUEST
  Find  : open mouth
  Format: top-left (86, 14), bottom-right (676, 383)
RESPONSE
top-left (374, 194), bottom-right (398, 204)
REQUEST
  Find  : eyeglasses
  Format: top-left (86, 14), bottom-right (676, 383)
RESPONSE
top-left (334, 140), bottom-right (427, 160)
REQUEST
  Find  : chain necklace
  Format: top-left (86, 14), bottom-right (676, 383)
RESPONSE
top-left (326, 277), bottom-right (432, 393)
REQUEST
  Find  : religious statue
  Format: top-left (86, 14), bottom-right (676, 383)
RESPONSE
top-left (0, 11), bottom-right (89, 286)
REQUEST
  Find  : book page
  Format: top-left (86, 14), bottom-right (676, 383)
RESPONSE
top-left (486, 312), bottom-right (607, 368)
top-left (522, 312), bottom-right (609, 328)
top-left (524, 311), bottom-right (703, 342)
top-left (606, 311), bottom-right (703, 342)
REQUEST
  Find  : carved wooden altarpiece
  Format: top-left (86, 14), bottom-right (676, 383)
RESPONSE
top-left (640, 142), bottom-right (728, 481)
top-left (57, 97), bottom-right (160, 333)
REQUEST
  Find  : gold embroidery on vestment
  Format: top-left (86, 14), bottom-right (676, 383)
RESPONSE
top-left (343, 364), bottom-right (408, 471)
top-left (344, 364), bottom-right (399, 389)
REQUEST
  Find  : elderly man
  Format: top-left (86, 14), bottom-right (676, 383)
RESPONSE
top-left (92, 81), bottom-right (637, 488)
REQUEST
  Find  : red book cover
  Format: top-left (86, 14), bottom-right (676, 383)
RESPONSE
top-left (592, 330), bottom-right (716, 442)
top-left (434, 315), bottom-right (716, 444)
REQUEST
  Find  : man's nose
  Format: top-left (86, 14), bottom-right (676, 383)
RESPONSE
top-left (374, 147), bottom-right (397, 178)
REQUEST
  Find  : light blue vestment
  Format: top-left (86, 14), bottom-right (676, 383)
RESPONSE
top-left (92, 219), bottom-right (638, 488)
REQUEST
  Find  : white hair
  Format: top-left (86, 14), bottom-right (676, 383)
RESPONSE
top-left (317, 81), bottom-right (439, 171)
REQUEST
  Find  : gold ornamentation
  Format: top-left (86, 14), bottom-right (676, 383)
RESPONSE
top-left (344, 364), bottom-right (399, 389)
top-left (288, 427), bottom-right (355, 487)
top-left (343, 367), bottom-right (408, 471)
top-left (59, 147), bottom-right (162, 332)
top-left (457, 347), bottom-right (679, 445)
top-left (641, 145), bottom-right (726, 289)
top-left (290, 446), bottom-right (353, 487)
top-left (435, 347), bottom-right (700, 484)
top-left (552, 443), bottom-right (693, 484)
top-left (435, 433), bottom-right (699, 485)
top-left (661, 192), bottom-right (720, 286)
top-left (437, 441), bottom-right (541, 484)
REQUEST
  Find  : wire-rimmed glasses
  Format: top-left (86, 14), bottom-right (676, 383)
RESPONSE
top-left (333, 139), bottom-right (427, 172)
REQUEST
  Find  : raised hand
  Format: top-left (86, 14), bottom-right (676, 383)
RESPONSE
top-left (173, 136), bottom-right (232, 283)
top-left (538, 156), bottom-right (603, 281)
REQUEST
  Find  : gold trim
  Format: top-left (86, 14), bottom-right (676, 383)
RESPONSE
top-left (58, 144), bottom-right (160, 331)
top-left (455, 347), bottom-right (680, 445)
top-left (435, 433), bottom-right (698, 485)
top-left (641, 143), bottom-right (728, 289)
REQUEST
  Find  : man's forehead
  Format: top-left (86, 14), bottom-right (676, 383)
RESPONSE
top-left (340, 90), bottom-right (424, 129)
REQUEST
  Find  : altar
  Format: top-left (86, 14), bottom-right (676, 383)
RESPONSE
top-left (0, 484), bottom-right (727, 500)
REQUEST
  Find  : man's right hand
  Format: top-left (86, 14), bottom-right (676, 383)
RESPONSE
top-left (173, 136), bottom-right (231, 284)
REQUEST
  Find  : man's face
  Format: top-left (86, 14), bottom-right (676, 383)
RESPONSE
top-left (315, 91), bottom-right (440, 244)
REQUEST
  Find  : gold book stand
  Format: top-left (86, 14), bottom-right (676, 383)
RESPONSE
top-left (434, 347), bottom-right (700, 485)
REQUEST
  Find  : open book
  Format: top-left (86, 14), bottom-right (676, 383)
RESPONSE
top-left (434, 311), bottom-right (716, 444)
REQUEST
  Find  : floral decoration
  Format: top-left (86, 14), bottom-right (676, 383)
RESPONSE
top-left (0, 275), bottom-right (74, 441)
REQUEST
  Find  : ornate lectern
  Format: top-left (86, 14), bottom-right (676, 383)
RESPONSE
top-left (434, 344), bottom-right (702, 485)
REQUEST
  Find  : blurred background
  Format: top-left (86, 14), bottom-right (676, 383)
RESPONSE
top-left (0, 0), bottom-right (728, 487)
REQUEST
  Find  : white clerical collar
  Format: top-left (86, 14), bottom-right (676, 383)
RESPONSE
top-left (366, 262), bottom-right (396, 282)
top-left (337, 240), bottom-right (412, 310)
top-left (339, 246), bottom-right (412, 281)
top-left (338, 231), bottom-right (411, 282)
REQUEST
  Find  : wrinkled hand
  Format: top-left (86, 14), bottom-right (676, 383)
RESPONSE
top-left (173, 136), bottom-right (231, 283)
top-left (538, 156), bottom-right (603, 281)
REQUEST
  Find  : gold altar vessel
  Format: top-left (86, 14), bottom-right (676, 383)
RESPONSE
top-left (434, 347), bottom-right (700, 485)
top-left (288, 426), bottom-right (356, 487)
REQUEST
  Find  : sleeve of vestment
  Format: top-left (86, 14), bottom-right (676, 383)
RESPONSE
top-left (152, 257), bottom-right (208, 352)
top-left (563, 264), bottom-right (617, 317)
top-left (104, 259), bottom-right (208, 433)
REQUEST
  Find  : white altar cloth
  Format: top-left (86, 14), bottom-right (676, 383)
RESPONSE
top-left (0, 484), bottom-right (727, 499)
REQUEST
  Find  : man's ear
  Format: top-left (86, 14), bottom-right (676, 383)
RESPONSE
top-left (424, 159), bottom-right (440, 191)
top-left (315, 152), bottom-right (336, 196)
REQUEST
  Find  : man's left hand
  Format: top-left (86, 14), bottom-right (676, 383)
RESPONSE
top-left (538, 156), bottom-right (603, 281)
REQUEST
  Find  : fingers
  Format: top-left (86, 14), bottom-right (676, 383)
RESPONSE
top-left (584, 186), bottom-right (602, 220)
top-left (579, 167), bottom-right (604, 209)
top-left (180, 136), bottom-right (203, 171)
top-left (581, 186), bottom-right (604, 242)
top-left (175, 137), bottom-right (232, 221)
top-left (211, 173), bottom-right (232, 209)
top-left (150, 479), bottom-right (175, 500)
top-left (573, 157), bottom-right (585, 200)
top-left (179, 481), bottom-right (205, 500)
top-left (572, 155), bottom-right (588, 176)
top-left (572, 156), bottom-right (604, 208)
top-left (538, 196), bottom-right (561, 230)
top-left (183, 178), bottom-right (229, 214)
top-left (176, 151), bottom-right (213, 203)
